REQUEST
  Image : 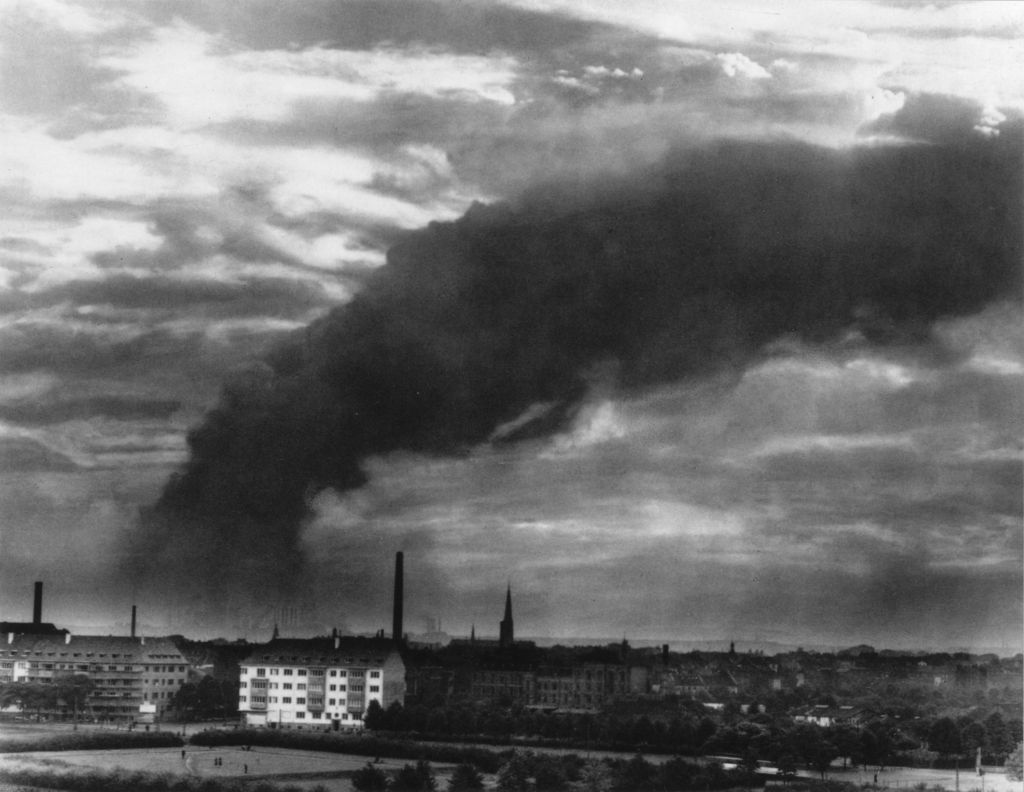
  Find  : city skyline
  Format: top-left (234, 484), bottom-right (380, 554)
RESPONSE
top-left (0, 1), bottom-right (1021, 650)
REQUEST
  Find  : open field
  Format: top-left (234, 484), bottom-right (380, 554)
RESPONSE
top-left (0, 744), bottom-right (458, 792)
top-left (1, 722), bottom-right (1021, 792)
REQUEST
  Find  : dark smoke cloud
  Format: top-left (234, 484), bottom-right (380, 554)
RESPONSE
top-left (131, 131), bottom-right (1022, 626)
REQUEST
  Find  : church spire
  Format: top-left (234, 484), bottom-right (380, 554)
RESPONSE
top-left (499, 583), bottom-right (514, 649)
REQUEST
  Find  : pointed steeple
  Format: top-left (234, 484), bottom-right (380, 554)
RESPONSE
top-left (272, 622), bottom-right (279, 640)
top-left (470, 624), bottom-right (476, 642)
top-left (499, 582), bottom-right (514, 649)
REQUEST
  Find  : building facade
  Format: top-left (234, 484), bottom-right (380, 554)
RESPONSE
top-left (238, 637), bottom-right (405, 730)
top-left (0, 634), bottom-right (190, 720)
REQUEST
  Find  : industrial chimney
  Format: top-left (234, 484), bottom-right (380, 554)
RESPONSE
top-left (32, 582), bottom-right (42, 625)
top-left (130, 605), bottom-right (137, 638)
top-left (392, 552), bottom-right (404, 643)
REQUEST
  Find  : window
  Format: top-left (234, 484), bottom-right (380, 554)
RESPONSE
top-left (296, 698), bottom-right (306, 705)
top-left (350, 684), bottom-right (363, 692)
top-left (369, 686), bottom-right (379, 693)
top-left (329, 698), bottom-right (336, 706)
top-left (329, 670), bottom-right (337, 677)
top-left (269, 697), bottom-right (278, 703)
top-left (270, 683), bottom-right (278, 690)
top-left (297, 669), bottom-right (307, 676)
top-left (297, 683), bottom-right (306, 690)
top-left (283, 683), bottom-right (292, 690)
top-left (369, 671), bottom-right (380, 678)
top-left (256, 668), bottom-right (266, 677)
top-left (239, 681), bottom-right (248, 689)
top-left (312, 712), bottom-right (321, 719)
top-left (337, 670), bottom-right (347, 677)
top-left (282, 697), bottom-right (292, 704)
top-left (337, 685), bottom-right (346, 692)
top-left (329, 684), bottom-right (336, 691)
top-left (270, 668), bottom-right (280, 675)
top-left (283, 669), bottom-right (293, 676)
top-left (295, 712), bottom-right (305, 719)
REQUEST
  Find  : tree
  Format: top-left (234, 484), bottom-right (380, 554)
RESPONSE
top-left (448, 763), bottom-right (484, 792)
top-left (578, 761), bottom-right (613, 792)
top-left (55, 674), bottom-right (94, 729)
top-left (831, 723), bottom-right (859, 768)
top-left (533, 756), bottom-right (568, 791)
top-left (810, 741), bottom-right (839, 779)
top-left (1, 682), bottom-right (58, 720)
top-left (392, 761), bottom-right (437, 792)
top-left (496, 752), bottom-right (532, 792)
top-left (352, 762), bottom-right (389, 792)
top-left (929, 717), bottom-right (963, 760)
top-left (1005, 742), bottom-right (1023, 782)
top-left (613, 753), bottom-right (655, 791)
top-left (364, 699), bottom-right (385, 731)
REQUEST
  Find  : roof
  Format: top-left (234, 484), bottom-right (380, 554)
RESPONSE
top-left (0, 622), bottom-right (68, 636)
top-left (0, 634), bottom-right (187, 662)
top-left (240, 637), bottom-right (401, 667)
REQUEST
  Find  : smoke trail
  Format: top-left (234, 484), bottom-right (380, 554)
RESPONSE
top-left (131, 132), bottom-right (1022, 623)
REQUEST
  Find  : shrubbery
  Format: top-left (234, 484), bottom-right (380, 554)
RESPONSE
top-left (0, 767), bottom-right (326, 792)
top-left (0, 729), bottom-right (182, 753)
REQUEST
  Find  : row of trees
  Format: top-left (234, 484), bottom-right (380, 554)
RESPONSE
top-left (352, 753), bottom-right (765, 792)
top-left (0, 675), bottom-right (94, 724)
top-left (364, 699), bottom-right (1022, 770)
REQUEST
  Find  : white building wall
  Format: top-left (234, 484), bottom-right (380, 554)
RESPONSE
top-left (239, 661), bottom-right (390, 729)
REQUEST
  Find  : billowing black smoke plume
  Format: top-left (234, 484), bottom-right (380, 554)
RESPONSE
top-left (133, 132), bottom-right (1021, 624)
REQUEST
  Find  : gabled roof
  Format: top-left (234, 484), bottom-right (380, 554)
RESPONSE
top-left (240, 637), bottom-right (400, 667)
top-left (0, 634), bottom-right (186, 662)
top-left (0, 622), bottom-right (68, 636)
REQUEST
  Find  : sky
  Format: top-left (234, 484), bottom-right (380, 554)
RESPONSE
top-left (0, 0), bottom-right (1021, 651)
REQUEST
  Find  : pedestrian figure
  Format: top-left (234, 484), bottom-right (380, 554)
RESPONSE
top-left (244, 764), bottom-right (248, 774)
top-left (874, 774), bottom-right (878, 784)
top-left (181, 749), bottom-right (186, 759)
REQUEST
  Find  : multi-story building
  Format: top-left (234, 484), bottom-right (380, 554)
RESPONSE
top-left (0, 633), bottom-right (191, 720)
top-left (238, 637), bottom-right (405, 730)
top-left (534, 663), bottom-right (633, 709)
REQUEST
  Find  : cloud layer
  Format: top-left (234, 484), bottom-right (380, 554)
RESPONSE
top-left (0, 0), bottom-right (1020, 647)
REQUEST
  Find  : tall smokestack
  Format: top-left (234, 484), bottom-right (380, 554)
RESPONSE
top-left (32, 582), bottom-right (42, 625)
top-left (392, 552), bottom-right (404, 643)
top-left (131, 605), bottom-right (137, 638)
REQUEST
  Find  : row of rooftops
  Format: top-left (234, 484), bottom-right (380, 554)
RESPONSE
top-left (0, 634), bottom-right (185, 661)
top-left (240, 637), bottom-right (402, 669)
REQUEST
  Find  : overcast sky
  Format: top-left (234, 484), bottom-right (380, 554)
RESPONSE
top-left (0, 0), bottom-right (1021, 650)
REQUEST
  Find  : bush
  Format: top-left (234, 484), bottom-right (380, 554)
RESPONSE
top-left (0, 730), bottom-right (183, 753)
top-left (352, 762), bottom-right (389, 792)
top-left (0, 767), bottom-right (311, 792)
top-left (448, 763), bottom-right (485, 791)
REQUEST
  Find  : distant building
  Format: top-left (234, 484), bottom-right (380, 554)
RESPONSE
top-left (238, 637), bottom-right (404, 730)
top-left (0, 633), bottom-right (191, 720)
top-left (1, 582), bottom-right (67, 638)
top-left (793, 704), bottom-right (874, 727)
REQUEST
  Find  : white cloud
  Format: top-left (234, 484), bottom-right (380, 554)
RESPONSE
top-left (716, 52), bottom-right (771, 80)
top-left (104, 22), bottom-right (519, 131)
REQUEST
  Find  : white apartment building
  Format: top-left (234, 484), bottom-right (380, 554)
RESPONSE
top-left (238, 637), bottom-right (405, 730)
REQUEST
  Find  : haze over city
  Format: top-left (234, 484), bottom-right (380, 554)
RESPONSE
top-left (0, 1), bottom-right (1021, 652)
